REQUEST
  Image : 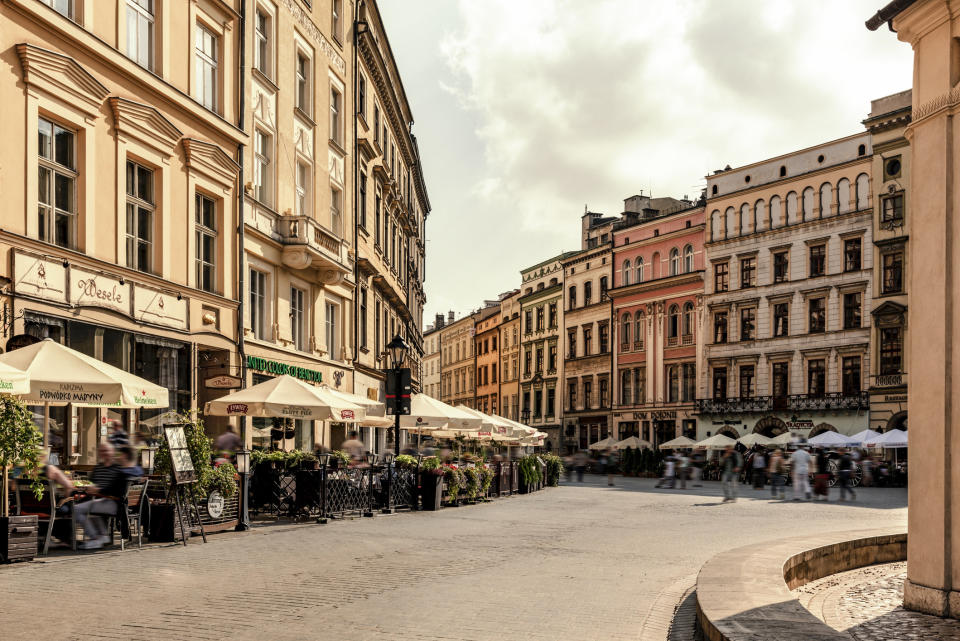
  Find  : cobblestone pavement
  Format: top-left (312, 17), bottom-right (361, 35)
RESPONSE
top-left (1, 477), bottom-right (906, 641)
top-left (797, 561), bottom-right (960, 640)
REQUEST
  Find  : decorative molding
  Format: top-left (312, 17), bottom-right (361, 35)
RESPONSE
top-left (109, 97), bottom-right (182, 156)
top-left (182, 138), bottom-right (241, 188)
top-left (277, 0), bottom-right (346, 75)
top-left (15, 43), bottom-right (109, 118)
top-left (912, 84), bottom-right (960, 123)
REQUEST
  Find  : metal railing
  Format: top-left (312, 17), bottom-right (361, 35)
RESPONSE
top-left (694, 391), bottom-right (869, 414)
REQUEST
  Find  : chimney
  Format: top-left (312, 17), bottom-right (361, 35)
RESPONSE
top-left (435, 313), bottom-right (445, 329)
top-left (448, 310), bottom-right (455, 323)
top-left (624, 194), bottom-right (651, 214)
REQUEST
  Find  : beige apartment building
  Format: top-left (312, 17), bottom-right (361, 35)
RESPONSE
top-left (863, 90), bottom-right (910, 433)
top-left (0, 0), bottom-right (245, 465)
top-left (498, 290), bottom-right (522, 421)
top-left (421, 314), bottom-right (443, 400)
top-left (474, 303), bottom-right (501, 415)
top-left (440, 311), bottom-right (476, 409)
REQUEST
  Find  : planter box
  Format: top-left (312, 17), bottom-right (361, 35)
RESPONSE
top-left (1, 515), bottom-right (38, 563)
top-left (419, 474), bottom-right (443, 511)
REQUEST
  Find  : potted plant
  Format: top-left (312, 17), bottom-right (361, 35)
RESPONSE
top-left (518, 455), bottom-right (542, 494)
top-left (0, 396), bottom-right (43, 563)
top-left (442, 464), bottom-right (464, 505)
top-left (418, 456), bottom-right (443, 510)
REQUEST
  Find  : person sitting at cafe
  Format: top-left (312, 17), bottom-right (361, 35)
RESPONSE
top-left (215, 425), bottom-right (243, 454)
top-left (74, 443), bottom-right (140, 550)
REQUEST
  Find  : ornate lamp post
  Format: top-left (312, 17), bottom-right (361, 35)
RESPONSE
top-left (384, 334), bottom-right (411, 456)
top-left (234, 448), bottom-right (251, 531)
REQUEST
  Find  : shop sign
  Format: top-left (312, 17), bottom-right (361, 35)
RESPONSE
top-left (246, 355), bottom-right (322, 383)
top-left (875, 374), bottom-right (903, 388)
top-left (13, 254), bottom-right (67, 304)
top-left (786, 420), bottom-right (815, 430)
top-left (134, 286), bottom-right (188, 330)
top-left (71, 268), bottom-right (130, 315)
top-left (651, 411), bottom-right (677, 420)
top-left (632, 412), bottom-right (647, 420)
top-left (205, 375), bottom-right (243, 389)
top-left (206, 491), bottom-right (224, 519)
top-left (884, 395), bottom-right (907, 403)
top-left (227, 403), bottom-right (248, 414)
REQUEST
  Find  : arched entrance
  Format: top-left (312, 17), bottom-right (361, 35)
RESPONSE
top-left (886, 411), bottom-right (908, 432)
top-left (754, 416), bottom-right (787, 437)
top-left (716, 425), bottom-right (739, 439)
top-left (809, 423), bottom-right (837, 438)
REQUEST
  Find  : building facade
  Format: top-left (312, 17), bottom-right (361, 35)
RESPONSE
top-left (864, 90), bottom-right (911, 433)
top-left (422, 314), bottom-right (444, 400)
top-left (440, 311), bottom-right (476, 409)
top-left (696, 134), bottom-right (874, 440)
top-left (560, 213), bottom-right (616, 453)
top-left (474, 302), bottom-right (501, 415)
top-left (498, 290), bottom-right (522, 421)
top-left (610, 197), bottom-right (705, 447)
top-left (0, 0), bottom-right (246, 465)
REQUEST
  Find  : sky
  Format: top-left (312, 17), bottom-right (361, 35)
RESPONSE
top-left (376, 0), bottom-right (913, 328)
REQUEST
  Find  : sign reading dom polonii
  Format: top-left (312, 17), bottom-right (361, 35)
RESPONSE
top-left (246, 356), bottom-right (322, 383)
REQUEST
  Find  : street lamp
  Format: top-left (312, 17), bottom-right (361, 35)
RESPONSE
top-left (317, 452), bottom-right (332, 469)
top-left (235, 448), bottom-right (251, 531)
top-left (384, 334), bottom-right (412, 457)
top-left (366, 452), bottom-right (378, 466)
top-left (141, 445), bottom-right (157, 474)
top-left (386, 334), bottom-right (410, 370)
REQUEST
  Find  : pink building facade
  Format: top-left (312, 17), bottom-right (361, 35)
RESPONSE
top-left (610, 205), bottom-right (706, 446)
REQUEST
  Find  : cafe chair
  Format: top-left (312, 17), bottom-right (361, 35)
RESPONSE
top-left (118, 480), bottom-right (149, 551)
top-left (14, 479), bottom-right (57, 556)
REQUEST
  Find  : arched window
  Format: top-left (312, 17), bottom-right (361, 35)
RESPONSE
top-left (724, 207), bottom-right (735, 239)
top-left (779, 165), bottom-right (787, 177)
top-left (837, 178), bottom-right (851, 214)
top-left (711, 184), bottom-right (718, 195)
top-left (740, 203), bottom-right (752, 235)
top-left (621, 369), bottom-right (632, 404)
top-left (682, 301), bottom-right (694, 337)
top-left (668, 304), bottom-right (680, 338)
top-left (855, 173), bottom-right (870, 210)
top-left (634, 257), bottom-right (643, 283)
top-left (786, 192), bottom-right (799, 225)
top-left (770, 195), bottom-right (783, 229)
top-left (668, 366), bottom-right (679, 403)
top-left (802, 187), bottom-right (815, 221)
top-left (755, 199), bottom-right (767, 231)
top-left (683, 245), bottom-right (694, 273)
top-left (622, 259), bottom-right (631, 286)
top-left (651, 252), bottom-right (661, 279)
top-left (669, 248), bottom-right (680, 275)
top-left (710, 210), bottom-right (722, 241)
top-left (635, 311), bottom-right (645, 349)
top-left (621, 313), bottom-right (631, 347)
top-left (858, 144), bottom-right (866, 156)
top-left (820, 183), bottom-right (833, 217)
top-left (568, 285), bottom-right (577, 309)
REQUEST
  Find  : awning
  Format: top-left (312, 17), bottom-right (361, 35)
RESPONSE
top-left (204, 375), bottom-right (365, 422)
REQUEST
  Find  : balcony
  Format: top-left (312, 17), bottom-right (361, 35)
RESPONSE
top-left (695, 392), bottom-right (869, 415)
top-left (871, 373), bottom-right (907, 389)
top-left (682, 334), bottom-right (694, 346)
top-left (667, 336), bottom-right (679, 347)
top-left (277, 215), bottom-right (350, 283)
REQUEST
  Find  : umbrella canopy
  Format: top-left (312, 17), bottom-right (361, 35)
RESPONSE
top-left (807, 431), bottom-right (849, 447)
top-left (767, 431), bottom-right (799, 446)
top-left (615, 436), bottom-right (651, 450)
top-left (0, 360), bottom-right (29, 395)
top-left (588, 436), bottom-right (619, 451)
top-left (659, 435), bottom-right (697, 450)
top-left (398, 394), bottom-right (482, 431)
top-left (204, 375), bottom-right (365, 422)
top-left (867, 428), bottom-right (908, 448)
top-left (497, 416), bottom-right (536, 438)
top-left (696, 434), bottom-right (737, 450)
top-left (139, 409), bottom-right (183, 429)
top-left (0, 338), bottom-right (168, 408)
top-left (737, 433), bottom-right (773, 447)
top-left (319, 385), bottom-right (389, 426)
top-left (457, 406), bottom-right (519, 439)
top-left (846, 429), bottom-right (882, 447)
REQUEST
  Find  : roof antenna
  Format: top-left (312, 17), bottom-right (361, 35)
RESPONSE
top-left (584, 204), bottom-right (588, 214)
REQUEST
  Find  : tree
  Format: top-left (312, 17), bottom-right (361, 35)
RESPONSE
top-left (0, 396), bottom-right (43, 517)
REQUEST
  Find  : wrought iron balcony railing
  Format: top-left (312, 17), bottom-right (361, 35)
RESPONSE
top-left (694, 392), bottom-right (869, 414)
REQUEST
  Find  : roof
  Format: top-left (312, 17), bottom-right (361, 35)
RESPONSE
top-left (865, 0), bottom-right (917, 31)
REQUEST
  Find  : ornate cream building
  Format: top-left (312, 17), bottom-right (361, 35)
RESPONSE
top-left (440, 311), bottom-right (476, 410)
top-left (498, 290), bottom-right (522, 421)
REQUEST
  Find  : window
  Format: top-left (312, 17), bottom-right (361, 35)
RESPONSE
top-left (548, 303), bottom-right (558, 328)
top-left (360, 288), bottom-right (368, 350)
top-left (373, 104), bottom-right (381, 147)
top-left (621, 314), bottom-right (631, 347)
top-left (254, 8), bottom-right (270, 77)
top-left (126, 0), bottom-right (155, 71)
top-left (883, 252), bottom-right (904, 293)
top-left (668, 305), bottom-right (680, 339)
top-left (330, 186), bottom-right (342, 237)
top-left (253, 129), bottom-right (272, 204)
top-left (358, 172), bottom-right (367, 229)
top-left (375, 299), bottom-right (381, 355)
top-left (40, 0), bottom-right (73, 19)
top-left (568, 380), bottom-right (577, 411)
top-left (739, 365), bottom-right (755, 399)
top-left (524, 311), bottom-right (532, 334)
top-left (250, 269), bottom-right (267, 339)
top-left (374, 187), bottom-right (381, 245)
top-left (681, 363), bottom-right (696, 402)
top-left (524, 350), bottom-right (531, 375)
top-left (714, 262), bottom-right (729, 292)
top-left (740, 257), bottom-right (756, 288)
top-left (331, 0), bottom-right (342, 42)
top-left (809, 298), bottom-right (826, 333)
top-left (358, 74), bottom-right (366, 119)
top-left (772, 362), bottom-right (789, 398)
top-left (195, 193), bottom-right (217, 293)
top-left (330, 87), bottom-right (342, 145)
top-left (195, 25), bottom-right (218, 111)
top-left (807, 359), bottom-right (826, 397)
top-left (568, 286), bottom-right (577, 309)
top-left (773, 302), bottom-right (789, 337)
top-left (843, 292), bottom-right (861, 329)
top-left (667, 366), bottom-right (679, 403)
top-left (583, 326), bottom-right (592, 356)
top-left (740, 307), bottom-right (756, 341)
top-left (712, 367), bottom-right (727, 400)
top-left (599, 324), bottom-right (609, 353)
top-left (567, 330), bottom-right (576, 359)
top-left (635, 258), bottom-right (643, 283)
top-left (325, 300), bottom-right (340, 359)
top-left (546, 388), bottom-right (555, 417)
top-left (809, 244), bottom-right (826, 277)
top-left (599, 276), bottom-right (608, 298)
top-left (290, 287), bottom-right (306, 351)
top-left (682, 302), bottom-right (694, 338)
top-left (548, 344), bottom-right (557, 371)
top-left (600, 378), bottom-right (609, 407)
top-left (842, 356), bottom-right (861, 396)
top-left (880, 327), bottom-right (903, 374)
top-left (684, 245), bottom-right (694, 273)
top-left (37, 117), bottom-right (77, 248)
top-left (714, 311), bottom-right (728, 344)
top-left (294, 160), bottom-right (310, 216)
top-left (582, 379), bottom-right (592, 408)
top-left (491, 364), bottom-right (497, 383)
top-left (773, 251), bottom-right (789, 283)
top-left (670, 248), bottom-right (681, 275)
top-left (536, 306), bottom-right (544, 331)
top-left (536, 347), bottom-right (544, 373)
top-left (584, 281), bottom-right (592, 305)
top-left (844, 238), bottom-right (861, 272)
top-left (620, 370), bottom-right (632, 404)
top-left (622, 259), bottom-right (631, 286)
top-left (125, 160), bottom-right (154, 273)
top-left (881, 194), bottom-right (904, 225)
top-left (296, 54), bottom-right (310, 113)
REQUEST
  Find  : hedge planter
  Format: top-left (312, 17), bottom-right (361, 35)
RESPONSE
top-left (419, 474), bottom-right (443, 511)
top-left (1, 515), bottom-right (38, 563)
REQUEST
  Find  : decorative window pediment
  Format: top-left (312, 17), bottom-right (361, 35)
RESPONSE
top-left (182, 138), bottom-right (240, 188)
top-left (109, 97), bottom-right (182, 156)
top-left (16, 43), bottom-right (109, 117)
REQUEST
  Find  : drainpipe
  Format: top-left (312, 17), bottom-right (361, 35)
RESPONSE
top-left (237, 0), bottom-right (248, 440)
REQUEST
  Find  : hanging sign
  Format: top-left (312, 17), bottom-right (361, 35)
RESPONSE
top-left (205, 375), bottom-right (243, 389)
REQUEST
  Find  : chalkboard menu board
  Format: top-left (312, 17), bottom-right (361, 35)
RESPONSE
top-left (164, 425), bottom-right (197, 484)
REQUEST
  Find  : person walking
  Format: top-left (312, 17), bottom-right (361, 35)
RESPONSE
top-left (677, 451), bottom-right (690, 490)
top-left (789, 446), bottom-right (813, 501)
top-left (768, 449), bottom-right (786, 499)
top-left (605, 448), bottom-right (617, 487)
top-left (751, 448), bottom-right (766, 489)
top-left (813, 448), bottom-right (831, 501)
top-left (838, 449), bottom-right (857, 501)
top-left (656, 452), bottom-right (676, 488)
top-left (690, 448), bottom-right (705, 487)
top-left (720, 446), bottom-right (742, 503)
top-left (573, 450), bottom-right (588, 482)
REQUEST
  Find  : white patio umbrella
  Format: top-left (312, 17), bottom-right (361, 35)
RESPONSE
top-left (868, 428), bottom-right (909, 448)
top-left (807, 431), bottom-right (850, 447)
top-left (659, 435), bottom-right (697, 450)
top-left (319, 385), bottom-right (391, 427)
top-left (737, 433), bottom-right (772, 447)
top-left (0, 361), bottom-right (29, 396)
top-left (398, 394), bottom-right (482, 432)
top-left (204, 375), bottom-right (365, 422)
top-left (767, 431), bottom-right (799, 446)
top-left (588, 436), bottom-right (619, 451)
top-left (0, 338), bottom-right (169, 444)
top-left (846, 428), bottom-right (882, 447)
top-left (615, 436), bottom-right (652, 450)
top-left (696, 434), bottom-right (737, 450)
